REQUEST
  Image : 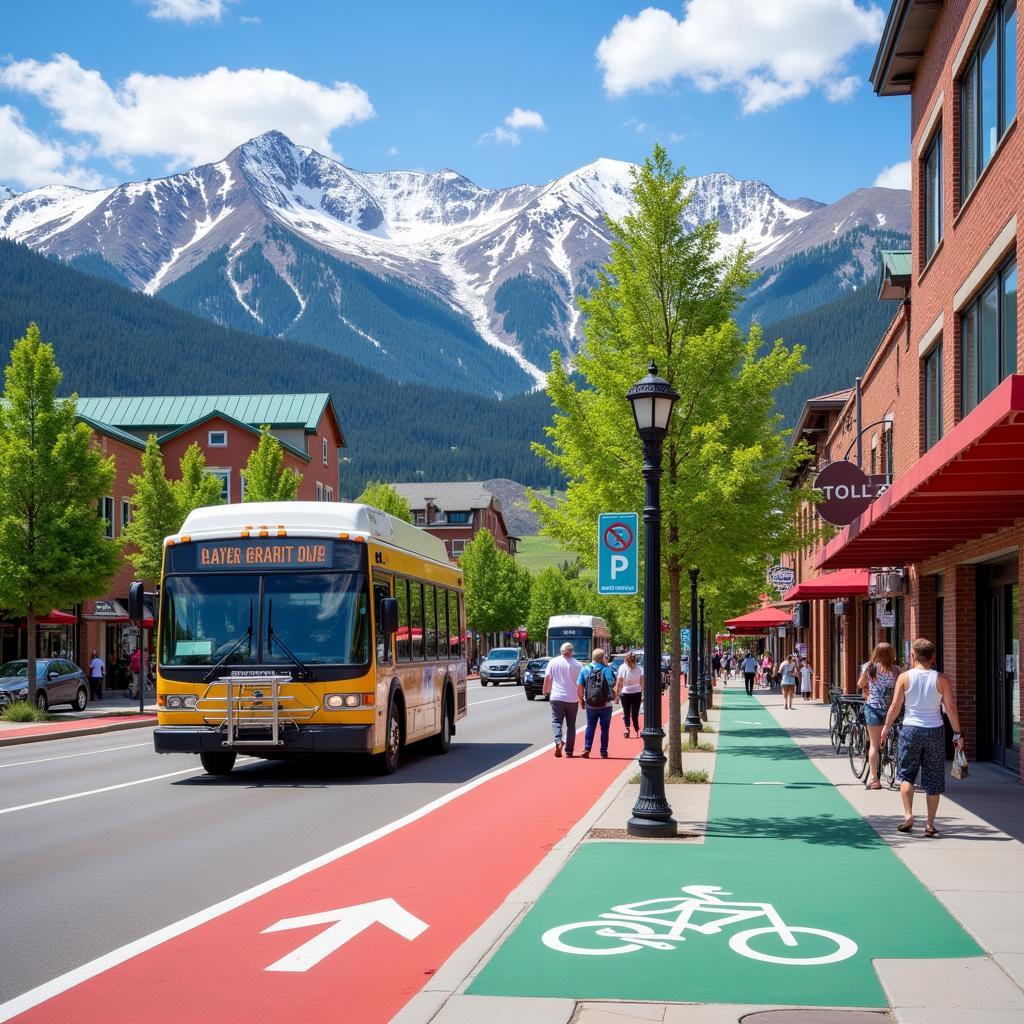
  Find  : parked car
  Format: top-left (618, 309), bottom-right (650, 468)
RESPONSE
top-left (0, 658), bottom-right (89, 711)
top-left (479, 647), bottom-right (527, 686)
top-left (523, 657), bottom-right (551, 700)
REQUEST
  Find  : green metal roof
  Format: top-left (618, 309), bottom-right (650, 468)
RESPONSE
top-left (155, 410), bottom-right (310, 462)
top-left (76, 394), bottom-right (336, 435)
top-left (77, 414), bottom-right (147, 450)
top-left (880, 250), bottom-right (912, 278)
top-left (878, 250), bottom-right (912, 300)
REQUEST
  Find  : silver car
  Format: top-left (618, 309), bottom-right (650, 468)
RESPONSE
top-left (479, 647), bottom-right (527, 686)
top-left (0, 658), bottom-right (89, 712)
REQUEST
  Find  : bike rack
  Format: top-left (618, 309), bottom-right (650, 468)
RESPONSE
top-left (196, 676), bottom-right (318, 747)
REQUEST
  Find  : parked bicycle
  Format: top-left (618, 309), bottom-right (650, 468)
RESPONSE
top-left (829, 692), bottom-right (864, 753)
top-left (849, 704), bottom-right (902, 786)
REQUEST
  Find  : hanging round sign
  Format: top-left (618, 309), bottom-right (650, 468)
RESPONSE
top-left (814, 460), bottom-right (890, 526)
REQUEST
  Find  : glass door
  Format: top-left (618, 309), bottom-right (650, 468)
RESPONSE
top-left (981, 573), bottom-right (1020, 773)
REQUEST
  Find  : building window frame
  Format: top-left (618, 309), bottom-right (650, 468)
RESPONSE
top-left (120, 498), bottom-right (132, 533)
top-left (923, 127), bottom-right (943, 263)
top-left (325, 486), bottom-right (333, 502)
top-left (450, 539), bottom-right (466, 558)
top-left (208, 430), bottom-right (228, 447)
top-left (209, 469), bottom-right (231, 503)
top-left (959, 0), bottom-right (1017, 205)
top-left (960, 256), bottom-right (1018, 418)
top-left (322, 437), bottom-right (328, 465)
top-left (923, 340), bottom-right (944, 451)
top-left (98, 496), bottom-right (115, 539)
top-left (315, 481), bottom-right (324, 501)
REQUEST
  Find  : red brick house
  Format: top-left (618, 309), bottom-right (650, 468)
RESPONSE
top-left (781, 0), bottom-right (1023, 778)
top-left (390, 483), bottom-right (518, 561)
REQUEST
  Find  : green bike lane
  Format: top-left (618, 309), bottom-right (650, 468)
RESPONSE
top-left (469, 690), bottom-right (980, 1008)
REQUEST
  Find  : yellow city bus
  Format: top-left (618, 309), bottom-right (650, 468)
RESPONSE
top-left (152, 502), bottom-right (467, 775)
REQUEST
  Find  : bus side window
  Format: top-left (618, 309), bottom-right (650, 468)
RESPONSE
top-left (425, 586), bottom-right (438, 660)
top-left (374, 580), bottom-right (391, 663)
top-left (396, 579), bottom-right (410, 661)
top-left (438, 589), bottom-right (449, 660)
top-left (409, 582), bottom-right (424, 660)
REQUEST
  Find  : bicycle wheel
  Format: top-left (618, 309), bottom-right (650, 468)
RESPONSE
top-left (829, 706), bottom-right (843, 753)
top-left (541, 919), bottom-right (670, 955)
top-left (730, 925), bottom-right (858, 966)
top-left (883, 731), bottom-right (899, 788)
top-left (848, 721), bottom-right (869, 779)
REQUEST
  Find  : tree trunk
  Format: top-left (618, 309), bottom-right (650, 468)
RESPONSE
top-left (667, 563), bottom-right (682, 775)
top-left (26, 606), bottom-right (37, 707)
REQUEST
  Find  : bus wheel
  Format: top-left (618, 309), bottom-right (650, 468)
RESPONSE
top-left (432, 690), bottom-right (453, 754)
top-left (200, 751), bottom-right (237, 775)
top-left (376, 697), bottom-right (402, 775)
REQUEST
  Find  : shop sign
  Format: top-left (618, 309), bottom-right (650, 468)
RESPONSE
top-left (878, 609), bottom-right (896, 628)
top-left (93, 599), bottom-right (126, 619)
top-left (767, 565), bottom-right (796, 591)
top-left (814, 461), bottom-right (890, 526)
top-left (796, 643), bottom-right (807, 657)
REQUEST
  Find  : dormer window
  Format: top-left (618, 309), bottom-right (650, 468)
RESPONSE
top-left (208, 430), bottom-right (228, 447)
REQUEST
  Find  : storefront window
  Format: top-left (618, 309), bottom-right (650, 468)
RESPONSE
top-left (961, 258), bottom-right (1018, 416)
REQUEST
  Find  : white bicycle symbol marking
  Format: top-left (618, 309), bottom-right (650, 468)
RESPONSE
top-left (542, 885), bottom-right (857, 966)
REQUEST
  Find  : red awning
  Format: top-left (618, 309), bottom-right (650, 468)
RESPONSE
top-left (820, 374), bottom-right (1024, 570)
top-left (723, 607), bottom-right (794, 630)
top-left (27, 610), bottom-right (77, 626)
top-left (782, 569), bottom-right (870, 601)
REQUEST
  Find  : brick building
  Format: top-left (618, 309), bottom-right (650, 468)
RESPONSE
top-left (781, 0), bottom-right (1022, 778)
top-left (390, 483), bottom-right (518, 561)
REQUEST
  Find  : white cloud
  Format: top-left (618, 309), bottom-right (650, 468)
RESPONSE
top-left (505, 107), bottom-right (545, 130)
top-left (0, 55), bottom-right (374, 168)
top-left (624, 117), bottom-right (653, 133)
top-left (239, 14), bottom-right (261, 25)
top-left (596, 1), bottom-right (883, 112)
top-left (478, 106), bottom-right (546, 145)
top-left (387, 145), bottom-right (399, 156)
top-left (874, 160), bottom-right (911, 190)
top-left (146, 0), bottom-right (231, 22)
top-left (0, 105), bottom-right (105, 189)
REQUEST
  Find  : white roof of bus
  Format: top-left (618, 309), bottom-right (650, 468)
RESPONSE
top-left (172, 502), bottom-right (452, 566)
top-left (547, 615), bottom-right (609, 630)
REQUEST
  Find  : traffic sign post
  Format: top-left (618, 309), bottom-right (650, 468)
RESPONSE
top-left (597, 513), bottom-right (639, 595)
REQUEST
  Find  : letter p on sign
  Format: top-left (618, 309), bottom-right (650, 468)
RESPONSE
top-left (598, 513), bottom-right (638, 596)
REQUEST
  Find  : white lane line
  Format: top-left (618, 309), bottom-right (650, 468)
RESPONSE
top-left (469, 692), bottom-right (525, 706)
top-left (0, 758), bottom-right (255, 816)
top-left (0, 742), bottom-right (150, 769)
top-left (0, 728), bottom-right (594, 1022)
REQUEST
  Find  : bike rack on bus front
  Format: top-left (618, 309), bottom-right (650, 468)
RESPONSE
top-left (195, 676), bottom-right (319, 747)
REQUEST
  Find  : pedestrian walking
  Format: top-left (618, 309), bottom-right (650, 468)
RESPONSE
top-left (727, 654), bottom-right (736, 685)
top-left (779, 654), bottom-right (797, 709)
top-left (579, 648), bottom-right (616, 758)
top-left (881, 638), bottom-right (964, 836)
top-left (543, 642), bottom-right (583, 758)
top-left (130, 647), bottom-right (142, 698)
top-left (799, 657), bottom-right (813, 701)
top-left (760, 652), bottom-right (774, 691)
top-left (615, 651), bottom-right (643, 738)
top-left (711, 650), bottom-right (722, 685)
top-left (88, 649), bottom-right (105, 701)
top-left (857, 641), bottom-right (899, 790)
top-left (742, 651), bottom-right (758, 696)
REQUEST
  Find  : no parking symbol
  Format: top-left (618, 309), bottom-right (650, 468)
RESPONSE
top-left (598, 513), bottom-right (638, 596)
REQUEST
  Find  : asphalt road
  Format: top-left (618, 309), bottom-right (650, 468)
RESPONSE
top-left (0, 681), bottom-right (556, 1004)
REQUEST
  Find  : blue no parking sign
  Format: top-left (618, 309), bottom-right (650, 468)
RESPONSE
top-left (597, 513), bottom-right (638, 596)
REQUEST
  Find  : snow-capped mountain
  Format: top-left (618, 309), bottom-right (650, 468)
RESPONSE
top-left (0, 131), bottom-right (909, 387)
top-left (1, 186), bottom-right (17, 202)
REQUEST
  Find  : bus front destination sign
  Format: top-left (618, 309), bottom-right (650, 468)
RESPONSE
top-left (814, 460), bottom-right (890, 526)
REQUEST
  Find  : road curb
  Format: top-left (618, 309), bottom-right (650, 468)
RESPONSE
top-left (0, 717), bottom-right (156, 747)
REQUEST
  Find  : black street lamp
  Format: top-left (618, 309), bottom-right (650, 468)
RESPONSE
top-left (685, 567), bottom-right (702, 745)
top-left (626, 362), bottom-right (678, 839)
top-left (698, 596), bottom-right (708, 721)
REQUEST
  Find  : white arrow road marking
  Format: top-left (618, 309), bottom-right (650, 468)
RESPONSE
top-left (262, 899), bottom-right (428, 972)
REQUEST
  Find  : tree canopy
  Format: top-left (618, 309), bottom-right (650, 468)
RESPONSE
top-left (356, 481), bottom-right (413, 523)
top-left (241, 425), bottom-right (302, 502)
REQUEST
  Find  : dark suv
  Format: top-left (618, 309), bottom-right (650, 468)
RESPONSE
top-left (523, 657), bottom-right (551, 700)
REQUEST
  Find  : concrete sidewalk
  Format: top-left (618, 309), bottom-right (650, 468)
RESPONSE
top-left (0, 694), bottom-right (156, 746)
top-left (398, 688), bottom-right (1024, 1023)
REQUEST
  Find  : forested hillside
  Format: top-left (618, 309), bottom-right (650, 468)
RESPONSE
top-left (0, 240), bottom-right (560, 496)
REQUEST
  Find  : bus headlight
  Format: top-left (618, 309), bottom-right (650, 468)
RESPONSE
top-left (183, 695), bottom-right (198, 709)
top-left (325, 693), bottom-right (374, 709)
top-left (165, 694), bottom-right (198, 710)
top-left (167, 695), bottom-right (184, 709)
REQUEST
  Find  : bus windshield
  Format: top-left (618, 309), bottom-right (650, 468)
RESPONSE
top-left (160, 571), bottom-right (369, 667)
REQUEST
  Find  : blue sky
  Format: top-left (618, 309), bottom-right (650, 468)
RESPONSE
top-left (1, 0), bottom-right (910, 202)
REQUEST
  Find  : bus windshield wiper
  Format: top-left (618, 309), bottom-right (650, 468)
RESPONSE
top-left (202, 599), bottom-right (253, 683)
top-left (266, 599), bottom-right (313, 680)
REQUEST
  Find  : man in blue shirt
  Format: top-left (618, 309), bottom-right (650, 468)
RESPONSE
top-left (579, 649), bottom-right (617, 758)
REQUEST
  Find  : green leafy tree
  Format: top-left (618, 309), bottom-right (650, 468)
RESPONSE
top-left (0, 325), bottom-right (120, 703)
top-left (526, 567), bottom-right (583, 651)
top-left (241, 425), bottom-right (302, 502)
top-left (534, 146), bottom-right (809, 771)
top-left (175, 442), bottom-right (224, 520)
top-left (460, 529), bottom-right (529, 645)
top-left (124, 436), bottom-right (180, 583)
top-left (356, 480), bottom-right (412, 522)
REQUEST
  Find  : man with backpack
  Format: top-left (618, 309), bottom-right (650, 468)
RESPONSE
top-left (578, 648), bottom-right (617, 759)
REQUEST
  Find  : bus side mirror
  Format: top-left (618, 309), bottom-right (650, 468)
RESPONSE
top-left (128, 581), bottom-right (145, 624)
top-left (380, 598), bottom-right (399, 635)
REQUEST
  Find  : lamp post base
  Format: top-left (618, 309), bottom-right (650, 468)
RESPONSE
top-left (626, 814), bottom-right (678, 838)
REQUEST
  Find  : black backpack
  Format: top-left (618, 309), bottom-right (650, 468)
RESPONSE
top-left (584, 663), bottom-right (611, 707)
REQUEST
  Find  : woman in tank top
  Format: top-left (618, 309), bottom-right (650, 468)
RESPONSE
top-left (881, 637), bottom-right (965, 836)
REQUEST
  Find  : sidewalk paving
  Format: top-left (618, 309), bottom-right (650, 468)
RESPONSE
top-left (403, 687), bottom-right (1024, 1023)
top-left (0, 694), bottom-right (156, 746)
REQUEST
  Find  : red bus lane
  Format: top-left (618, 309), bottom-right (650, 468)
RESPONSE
top-left (5, 722), bottom-right (641, 1024)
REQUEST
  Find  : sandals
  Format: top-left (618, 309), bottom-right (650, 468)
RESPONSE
top-left (925, 826), bottom-right (940, 837)
top-left (624, 730), bottom-right (631, 738)
top-left (897, 819), bottom-right (914, 833)
top-left (866, 779), bottom-right (882, 790)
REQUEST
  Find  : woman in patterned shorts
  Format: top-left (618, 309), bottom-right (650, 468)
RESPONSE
top-left (881, 637), bottom-right (965, 837)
